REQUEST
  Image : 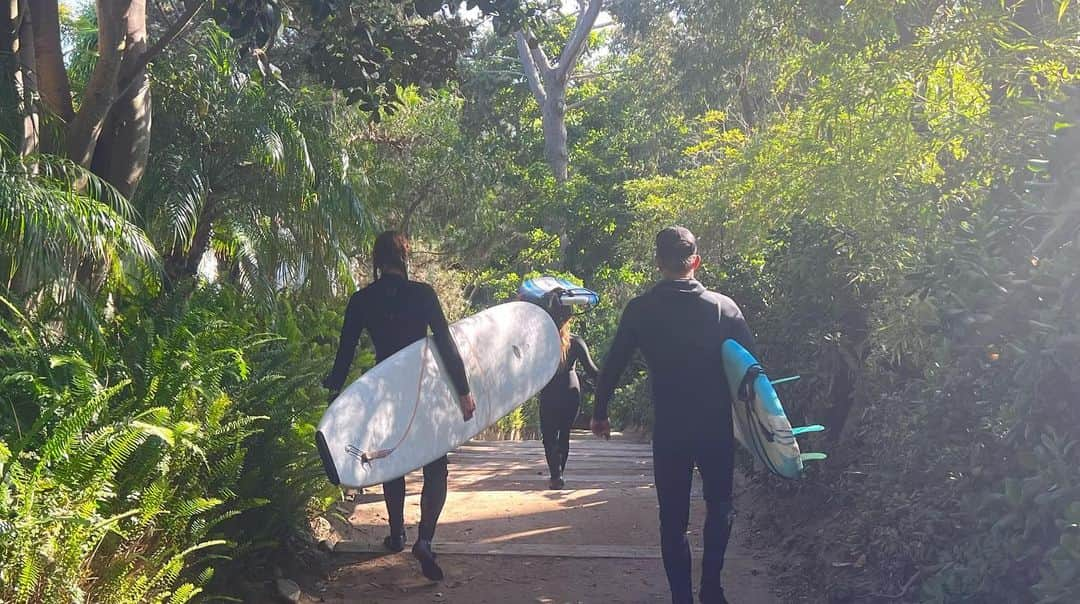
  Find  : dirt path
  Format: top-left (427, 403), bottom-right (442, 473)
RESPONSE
top-left (301, 433), bottom-right (782, 603)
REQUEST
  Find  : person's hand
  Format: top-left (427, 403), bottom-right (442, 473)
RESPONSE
top-left (458, 393), bottom-right (477, 421)
top-left (590, 417), bottom-right (610, 440)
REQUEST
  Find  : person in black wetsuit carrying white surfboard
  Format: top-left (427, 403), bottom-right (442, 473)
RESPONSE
top-left (537, 289), bottom-right (600, 490)
top-left (592, 226), bottom-right (755, 604)
top-left (323, 230), bottom-right (476, 582)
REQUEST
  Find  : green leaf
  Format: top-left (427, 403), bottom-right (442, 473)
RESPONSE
top-left (132, 421), bottom-right (175, 446)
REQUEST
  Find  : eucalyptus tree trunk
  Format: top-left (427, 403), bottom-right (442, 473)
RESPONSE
top-left (514, 0), bottom-right (602, 184)
top-left (514, 0), bottom-right (602, 263)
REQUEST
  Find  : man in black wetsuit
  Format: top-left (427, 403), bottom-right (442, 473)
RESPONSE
top-left (592, 227), bottom-right (754, 604)
top-left (324, 231), bottom-right (476, 582)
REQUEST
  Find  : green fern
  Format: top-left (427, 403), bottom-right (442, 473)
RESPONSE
top-left (168, 582), bottom-right (201, 604)
top-left (1, 283), bottom-right (336, 600)
top-left (40, 380), bottom-right (129, 465)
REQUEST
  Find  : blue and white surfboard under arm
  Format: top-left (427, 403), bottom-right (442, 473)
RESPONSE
top-left (721, 339), bottom-right (826, 479)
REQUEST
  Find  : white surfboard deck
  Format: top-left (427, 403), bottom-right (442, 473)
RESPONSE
top-left (316, 301), bottom-right (561, 488)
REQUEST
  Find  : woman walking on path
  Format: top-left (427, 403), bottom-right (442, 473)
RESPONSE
top-left (538, 289), bottom-right (599, 490)
top-left (323, 230), bottom-right (476, 582)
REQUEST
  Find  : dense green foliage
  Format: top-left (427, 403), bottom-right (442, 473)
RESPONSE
top-left (464, 2), bottom-right (1080, 600)
top-left (604, 4), bottom-right (1080, 601)
top-left (0, 287), bottom-right (341, 602)
top-left (2, 0), bottom-right (1079, 601)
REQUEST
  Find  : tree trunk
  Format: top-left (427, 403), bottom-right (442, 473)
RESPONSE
top-left (514, 0), bottom-right (602, 184)
top-left (540, 88), bottom-right (569, 183)
top-left (165, 199), bottom-right (215, 285)
top-left (29, 0), bottom-right (73, 123)
top-left (823, 347), bottom-right (857, 444)
top-left (824, 308), bottom-right (871, 444)
top-left (92, 0), bottom-right (150, 198)
top-left (8, 0), bottom-right (39, 156)
top-left (1, 0), bottom-right (19, 144)
top-left (91, 77), bottom-right (152, 198)
top-left (66, 0), bottom-right (131, 168)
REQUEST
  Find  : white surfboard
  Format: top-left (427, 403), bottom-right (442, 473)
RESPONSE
top-left (316, 301), bottom-right (561, 488)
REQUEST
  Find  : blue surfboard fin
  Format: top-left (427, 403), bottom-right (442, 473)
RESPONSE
top-left (770, 375), bottom-right (801, 386)
top-left (791, 425), bottom-right (825, 436)
top-left (800, 452), bottom-right (827, 462)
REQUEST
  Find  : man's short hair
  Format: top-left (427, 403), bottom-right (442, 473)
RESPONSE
top-left (655, 226), bottom-right (698, 272)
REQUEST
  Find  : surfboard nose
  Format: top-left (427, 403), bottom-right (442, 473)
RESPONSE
top-left (315, 430), bottom-right (340, 486)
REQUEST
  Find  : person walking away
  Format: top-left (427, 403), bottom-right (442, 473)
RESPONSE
top-left (537, 289), bottom-right (599, 489)
top-left (591, 227), bottom-right (754, 604)
top-left (323, 230), bottom-right (476, 582)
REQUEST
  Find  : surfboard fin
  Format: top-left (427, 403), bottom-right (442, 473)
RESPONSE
top-left (792, 425), bottom-right (825, 436)
top-left (800, 452), bottom-right (828, 462)
top-left (770, 375), bottom-right (801, 386)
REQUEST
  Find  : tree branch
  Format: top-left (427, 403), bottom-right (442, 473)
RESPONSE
top-left (519, 28), bottom-right (555, 79)
top-left (117, 0), bottom-right (208, 95)
top-left (1034, 189), bottom-right (1080, 258)
top-left (515, 31), bottom-right (548, 105)
top-left (565, 97), bottom-right (592, 112)
top-left (344, 128), bottom-right (415, 151)
top-left (401, 171), bottom-right (447, 234)
top-left (570, 69), bottom-right (624, 82)
top-left (555, 0), bottom-right (602, 82)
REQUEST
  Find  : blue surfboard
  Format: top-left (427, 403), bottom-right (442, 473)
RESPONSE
top-left (518, 276), bottom-right (599, 307)
top-left (721, 339), bottom-right (825, 479)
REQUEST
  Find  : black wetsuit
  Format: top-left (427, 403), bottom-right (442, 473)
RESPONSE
top-left (324, 273), bottom-right (470, 543)
top-left (594, 279), bottom-right (754, 604)
top-left (539, 335), bottom-right (599, 479)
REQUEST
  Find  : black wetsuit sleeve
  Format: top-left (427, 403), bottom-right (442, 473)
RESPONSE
top-left (570, 335), bottom-right (599, 380)
top-left (731, 316), bottom-right (755, 353)
top-left (324, 292), bottom-right (365, 392)
top-left (721, 300), bottom-right (756, 355)
top-left (594, 301), bottom-right (639, 421)
top-left (423, 285), bottom-right (471, 397)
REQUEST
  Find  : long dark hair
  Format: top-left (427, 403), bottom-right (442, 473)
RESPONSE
top-left (543, 289), bottom-right (573, 366)
top-left (372, 230), bottom-right (409, 281)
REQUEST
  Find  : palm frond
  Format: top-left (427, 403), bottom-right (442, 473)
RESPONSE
top-left (0, 150), bottom-right (161, 308)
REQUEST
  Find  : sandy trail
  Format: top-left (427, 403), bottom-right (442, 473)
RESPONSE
top-left (301, 433), bottom-right (781, 603)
